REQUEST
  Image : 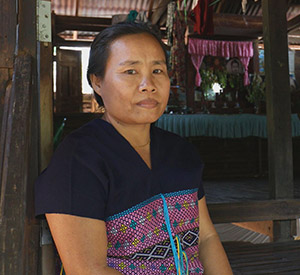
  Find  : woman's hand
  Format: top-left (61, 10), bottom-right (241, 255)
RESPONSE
top-left (46, 214), bottom-right (122, 275)
top-left (198, 197), bottom-right (233, 275)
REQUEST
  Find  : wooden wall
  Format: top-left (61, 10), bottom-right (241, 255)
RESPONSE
top-left (0, 0), bottom-right (40, 273)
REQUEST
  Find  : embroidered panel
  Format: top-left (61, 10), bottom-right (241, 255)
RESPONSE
top-left (105, 189), bottom-right (204, 274)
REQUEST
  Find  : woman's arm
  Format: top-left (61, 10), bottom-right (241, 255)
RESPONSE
top-left (46, 214), bottom-right (122, 275)
top-left (198, 197), bottom-right (233, 275)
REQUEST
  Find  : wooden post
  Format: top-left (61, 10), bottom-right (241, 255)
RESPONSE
top-left (39, 1), bottom-right (56, 273)
top-left (252, 40), bottom-right (260, 74)
top-left (0, 0), bottom-right (40, 273)
top-left (262, 0), bottom-right (294, 241)
top-left (186, 50), bottom-right (196, 111)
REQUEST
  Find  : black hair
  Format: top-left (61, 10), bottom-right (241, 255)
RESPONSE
top-left (231, 59), bottom-right (240, 66)
top-left (87, 21), bottom-right (168, 106)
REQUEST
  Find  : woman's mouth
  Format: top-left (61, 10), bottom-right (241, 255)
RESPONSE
top-left (136, 99), bottom-right (159, 109)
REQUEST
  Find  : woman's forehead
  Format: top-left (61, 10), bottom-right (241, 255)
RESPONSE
top-left (110, 33), bottom-right (164, 53)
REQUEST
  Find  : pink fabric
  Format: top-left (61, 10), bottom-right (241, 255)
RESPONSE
top-left (240, 57), bottom-right (251, 86)
top-left (188, 38), bottom-right (254, 86)
top-left (191, 55), bottom-right (205, 88)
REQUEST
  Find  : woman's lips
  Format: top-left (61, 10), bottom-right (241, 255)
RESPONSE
top-left (136, 98), bottom-right (159, 108)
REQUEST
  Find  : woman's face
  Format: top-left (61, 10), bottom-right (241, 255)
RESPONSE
top-left (91, 33), bottom-right (170, 126)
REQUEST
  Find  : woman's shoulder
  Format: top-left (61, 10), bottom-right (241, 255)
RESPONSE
top-left (58, 118), bottom-right (112, 150)
top-left (152, 125), bottom-right (203, 164)
top-left (152, 125), bottom-right (198, 150)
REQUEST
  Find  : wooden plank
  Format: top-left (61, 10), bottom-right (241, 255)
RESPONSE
top-left (19, 0), bottom-right (40, 273)
top-left (151, 0), bottom-right (170, 25)
top-left (262, 0), bottom-right (294, 201)
top-left (213, 13), bottom-right (263, 38)
top-left (54, 35), bottom-right (92, 47)
top-left (55, 14), bottom-right (111, 33)
top-left (185, 51), bottom-right (196, 110)
top-left (0, 0), bottom-right (16, 67)
top-left (39, 2), bottom-right (56, 273)
top-left (252, 40), bottom-right (260, 74)
top-left (0, 0), bottom-right (40, 273)
top-left (0, 55), bottom-right (37, 274)
top-left (224, 240), bottom-right (300, 274)
top-left (147, 0), bottom-right (155, 22)
top-left (287, 14), bottom-right (300, 32)
top-left (208, 199), bottom-right (300, 224)
top-left (39, 43), bottom-right (54, 171)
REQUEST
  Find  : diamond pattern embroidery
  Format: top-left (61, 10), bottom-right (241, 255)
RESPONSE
top-left (152, 209), bottom-right (157, 218)
top-left (115, 241), bottom-right (121, 250)
top-left (132, 238), bottom-right (139, 247)
top-left (175, 202), bottom-right (181, 211)
top-left (183, 201), bottom-right (189, 209)
top-left (160, 264), bottom-right (167, 272)
top-left (110, 227), bottom-right (117, 235)
top-left (154, 227), bottom-right (160, 236)
top-left (120, 224), bottom-right (127, 233)
top-left (130, 220), bottom-right (137, 230)
top-left (146, 212), bottom-right (152, 221)
top-left (127, 229), bottom-right (198, 261)
top-left (129, 264), bottom-right (136, 270)
top-left (106, 190), bottom-right (204, 274)
top-left (139, 215), bottom-right (145, 225)
top-left (118, 262), bottom-right (126, 269)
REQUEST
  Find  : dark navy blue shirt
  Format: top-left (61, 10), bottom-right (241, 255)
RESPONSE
top-left (35, 119), bottom-right (205, 220)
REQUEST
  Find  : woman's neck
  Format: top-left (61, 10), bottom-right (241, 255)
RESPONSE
top-left (102, 113), bottom-right (152, 169)
top-left (102, 113), bottom-right (151, 148)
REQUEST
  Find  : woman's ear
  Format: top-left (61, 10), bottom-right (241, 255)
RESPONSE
top-left (90, 74), bottom-right (102, 96)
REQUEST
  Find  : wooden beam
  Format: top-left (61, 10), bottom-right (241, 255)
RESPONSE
top-left (55, 14), bottom-right (111, 33)
top-left (148, 0), bottom-right (155, 22)
top-left (262, 0), bottom-right (293, 200)
top-left (39, 2), bottom-right (56, 274)
top-left (54, 35), bottom-right (92, 47)
top-left (262, 0), bottom-right (294, 242)
top-left (287, 14), bottom-right (300, 33)
top-left (1, 0), bottom-right (40, 273)
top-left (0, 0), bottom-right (16, 67)
top-left (0, 55), bottom-right (39, 274)
top-left (0, 0), bottom-right (40, 272)
top-left (208, 199), bottom-right (300, 224)
top-left (252, 40), bottom-right (260, 74)
top-left (213, 13), bottom-right (263, 38)
top-left (151, 0), bottom-right (170, 25)
top-left (186, 51), bottom-right (196, 109)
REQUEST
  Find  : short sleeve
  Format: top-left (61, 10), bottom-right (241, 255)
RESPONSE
top-left (35, 134), bottom-right (109, 220)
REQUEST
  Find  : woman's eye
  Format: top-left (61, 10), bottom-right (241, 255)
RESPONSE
top-left (153, 69), bottom-right (163, 74)
top-left (125, 69), bottom-right (136, 74)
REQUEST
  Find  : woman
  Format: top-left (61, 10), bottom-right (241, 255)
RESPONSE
top-left (35, 22), bottom-right (232, 275)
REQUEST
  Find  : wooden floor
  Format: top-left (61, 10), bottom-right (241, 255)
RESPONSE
top-left (216, 223), bottom-right (270, 244)
top-left (223, 240), bottom-right (300, 275)
top-left (203, 178), bottom-right (300, 274)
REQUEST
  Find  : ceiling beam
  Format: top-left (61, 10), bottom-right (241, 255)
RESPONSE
top-left (151, 0), bottom-right (170, 25)
top-left (287, 14), bottom-right (300, 33)
top-left (55, 15), bottom-right (111, 33)
top-left (148, 0), bottom-right (155, 22)
top-left (54, 34), bottom-right (92, 47)
top-left (213, 13), bottom-right (263, 38)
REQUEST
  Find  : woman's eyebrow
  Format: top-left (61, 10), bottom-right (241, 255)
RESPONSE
top-left (153, 60), bottom-right (166, 65)
top-left (118, 60), bottom-right (141, 66)
top-left (118, 60), bottom-right (166, 66)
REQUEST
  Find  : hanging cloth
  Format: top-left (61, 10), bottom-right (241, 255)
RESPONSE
top-left (170, 9), bottom-right (188, 87)
top-left (166, 1), bottom-right (176, 46)
top-left (188, 38), bottom-right (253, 86)
top-left (192, 0), bottom-right (214, 35)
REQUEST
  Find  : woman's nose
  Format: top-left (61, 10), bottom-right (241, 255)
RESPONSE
top-left (139, 76), bottom-right (156, 93)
